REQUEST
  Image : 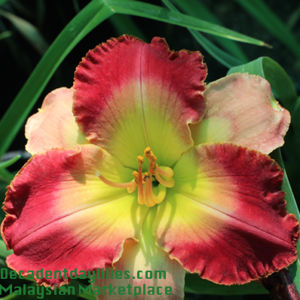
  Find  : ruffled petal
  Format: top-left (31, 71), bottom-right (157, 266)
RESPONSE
top-left (74, 35), bottom-right (207, 168)
top-left (189, 73), bottom-right (291, 154)
top-left (153, 143), bottom-right (298, 285)
top-left (1, 144), bottom-right (148, 287)
top-left (92, 211), bottom-right (185, 299)
top-left (25, 87), bottom-right (88, 154)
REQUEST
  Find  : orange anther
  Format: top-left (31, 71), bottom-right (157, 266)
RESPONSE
top-left (132, 171), bottom-right (139, 183)
top-left (150, 154), bottom-right (157, 162)
top-left (138, 156), bottom-right (144, 164)
top-left (144, 147), bottom-right (151, 157)
top-left (150, 163), bottom-right (157, 174)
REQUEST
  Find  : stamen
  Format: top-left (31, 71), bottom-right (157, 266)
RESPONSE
top-left (138, 155), bottom-right (144, 164)
top-left (144, 176), bottom-right (156, 207)
top-left (150, 163), bottom-right (157, 174)
top-left (127, 183), bottom-right (137, 193)
top-left (144, 147), bottom-right (151, 158)
top-left (149, 153), bottom-right (157, 163)
top-left (144, 149), bottom-right (163, 206)
top-left (150, 184), bottom-right (167, 204)
top-left (96, 146), bottom-right (173, 207)
top-left (127, 171), bottom-right (138, 193)
top-left (132, 171), bottom-right (139, 183)
top-left (137, 157), bottom-right (145, 205)
top-left (96, 172), bottom-right (137, 189)
top-left (155, 170), bottom-right (175, 188)
top-left (157, 166), bottom-right (174, 178)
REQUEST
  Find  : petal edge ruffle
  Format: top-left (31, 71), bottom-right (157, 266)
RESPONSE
top-left (74, 35), bottom-right (207, 168)
top-left (1, 144), bottom-right (148, 287)
top-left (154, 143), bottom-right (299, 285)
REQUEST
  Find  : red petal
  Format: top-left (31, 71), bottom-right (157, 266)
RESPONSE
top-left (73, 35), bottom-right (207, 168)
top-left (1, 145), bottom-right (147, 287)
top-left (154, 143), bottom-right (299, 285)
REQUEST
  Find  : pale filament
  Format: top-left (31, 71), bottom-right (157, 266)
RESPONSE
top-left (154, 170), bottom-right (175, 188)
top-left (156, 166), bottom-right (174, 177)
top-left (144, 175), bottom-right (154, 207)
top-left (148, 177), bottom-right (166, 204)
top-left (96, 172), bottom-right (137, 190)
top-left (137, 158), bottom-right (145, 205)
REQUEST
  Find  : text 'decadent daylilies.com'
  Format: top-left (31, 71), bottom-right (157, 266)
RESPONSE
top-left (1, 35), bottom-right (299, 300)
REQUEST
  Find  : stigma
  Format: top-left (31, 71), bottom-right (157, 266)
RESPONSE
top-left (96, 147), bottom-right (174, 207)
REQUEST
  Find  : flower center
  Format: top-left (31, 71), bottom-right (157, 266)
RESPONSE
top-left (96, 147), bottom-right (174, 207)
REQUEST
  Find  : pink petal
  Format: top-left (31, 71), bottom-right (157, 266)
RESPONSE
top-left (25, 87), bottom-right (88, 154)
top-left (189, 73), bottom-right (291, 154)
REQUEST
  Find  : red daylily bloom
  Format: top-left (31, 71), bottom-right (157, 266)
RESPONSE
top-left (1, 36), bottom-right (298, 300)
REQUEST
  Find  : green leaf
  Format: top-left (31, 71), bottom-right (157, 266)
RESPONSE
top-left (235, 0), bottom-right (300, 61)
top-left (111, 0), bottom-right (268, 45)
top-left (161, 0), bottom-right (242, 68)
top-left (184, 274), bottom-right (267, 295)
top-left (0, 168), bottom-right (14, 182)
top-left (0, 155), bottom-right (20, 183)
top-left (0, 9), bottom-right (49, 55)
top-left (0, 30), bottom-right (12, 40)
top-left (228, 58), bottom-right (300, 295)
top-left (227, 57), bottom-right (297, 110)
top-left (0, 180), bottom-right (7, 194)
top-left (59, 281), bottom-right (96, 300)
top-left (0, 294), bottom-right (18, 300)
top-left (78, 285), bottom-right (97, 300)
top-left (0, 0), bottom-right (269, 158)
top-left (0, 0), bottom-right (8, 6)
top-left (287, 5), bottom-right (300, 30)
top-left (109, 14), bottom-right (147, 41)
top-left (0, 155), bottom-right (20, 170)
top-left (188, 31), bottom-right (242, 68)
top-left (73, 0), bottom-right (80, 13)
top-left (170, 0), bottom-right (248, 62)
top-left (0, 0), bottom-right (114, 158)
top-left (272, 149), bottom-right (300, 294)
top-left (0, 239), bottom-right (13, 260)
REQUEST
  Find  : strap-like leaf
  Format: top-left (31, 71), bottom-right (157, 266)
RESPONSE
top-left (0, 0), bottom-right (269, 159)
top-left (235, 0), bottom-right (300, 61)
top-left (161, 0), bottom-right (242, 68)
top-left (0, 9), bottom-right (48, 55)
top-left (228, 58), bottom-right (300, 295)
top-left (184, 273), bottom-right (267, 295)
top-left (170, 0), bottom-right (248, 62)
top-left (0, 155), bottom-right (20, 170)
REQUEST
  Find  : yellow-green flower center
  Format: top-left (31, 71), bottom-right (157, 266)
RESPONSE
top-left (96, 147), bottom-right (174, 207)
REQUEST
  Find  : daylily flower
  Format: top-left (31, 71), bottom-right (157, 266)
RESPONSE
top-left (1, 35), bottom-right (299, 300)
